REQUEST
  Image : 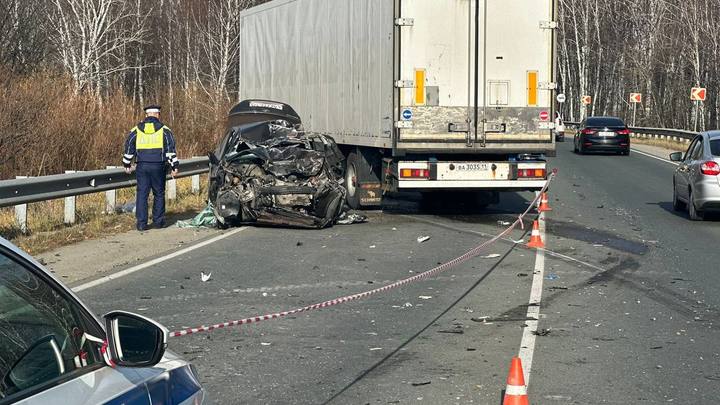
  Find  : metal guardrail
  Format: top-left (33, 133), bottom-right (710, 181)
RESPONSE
top-left (563, 121), bottom-right (698, 140)
top-left (0, 157), bottom-right (210, 209)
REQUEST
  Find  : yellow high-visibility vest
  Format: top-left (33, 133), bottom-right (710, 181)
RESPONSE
top-left (135, 123), bottom-right (167, 150)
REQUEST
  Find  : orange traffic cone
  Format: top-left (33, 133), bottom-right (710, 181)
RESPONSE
top-left (503, 357), bottom-right (529, 405)
top-left (538, 192), bottom-right (552, 212)
top-left (526, 220), bottom-right (545, 249)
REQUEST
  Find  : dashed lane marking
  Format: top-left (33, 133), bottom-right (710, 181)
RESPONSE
top-left (73, 227), bottom-right (248, 293)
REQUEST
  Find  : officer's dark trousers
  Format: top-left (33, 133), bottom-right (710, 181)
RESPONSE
top-left (136, 162), bottom-right (166, 227)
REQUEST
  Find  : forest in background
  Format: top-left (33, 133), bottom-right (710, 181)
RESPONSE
top-left (1, 0), bottom-right (719, 178)
top-left (0, 0), bottom-right (269, 179)
top-left (558, 0), bottom-right (720, 129)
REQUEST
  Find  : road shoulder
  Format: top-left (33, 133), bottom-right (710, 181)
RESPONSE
top-left (37, 225), bottom-right (219, 285)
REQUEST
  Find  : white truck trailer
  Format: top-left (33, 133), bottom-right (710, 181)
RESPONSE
top-left (239, 0), bottom-right (558, 208)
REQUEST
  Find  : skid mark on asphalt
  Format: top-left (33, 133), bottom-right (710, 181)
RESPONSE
top-left (405, 214), bottom-right (615, 273)
top-left (546, 220), bottom-right (648, 255)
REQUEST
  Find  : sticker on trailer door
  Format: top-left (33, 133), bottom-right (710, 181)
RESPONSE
top-left (402, 109), bottom-right (413, 121)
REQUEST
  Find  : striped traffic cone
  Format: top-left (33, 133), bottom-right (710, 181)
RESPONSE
top-left (526, 220), bottom-right (545, 249)
top-left (503, 357), bottom-right (529, 405)
top-left (538, 192), bottom-right (552, 212)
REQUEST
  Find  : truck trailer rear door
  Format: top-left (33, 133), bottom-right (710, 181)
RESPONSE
top-left (396, 0), bottom-right (556, 151)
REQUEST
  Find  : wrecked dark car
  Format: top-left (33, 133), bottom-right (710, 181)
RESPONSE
top-left (209, 100), bottom-right (361, 229)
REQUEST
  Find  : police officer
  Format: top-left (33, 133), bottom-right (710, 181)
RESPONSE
top-left (122, 105), bottom-right (179, 231)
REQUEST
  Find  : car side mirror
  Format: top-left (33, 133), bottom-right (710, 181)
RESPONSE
top-left (104, 311), bottom-right (168, 368)
top-left (669, 152), bottom-right (683, 162)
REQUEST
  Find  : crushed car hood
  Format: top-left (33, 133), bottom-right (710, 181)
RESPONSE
top-left (209, 114), bottom-right (360, 229)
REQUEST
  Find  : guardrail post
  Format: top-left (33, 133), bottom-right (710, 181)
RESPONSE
top-left (14, 176), bottom-right (28, 233)
top-left (64, 171), bottom-right (77, 225)
top-left (191, 156), bottom-right (203, 195)
top-left (191, 175), bottom-right (200, 194)
top-left (105, 166), bottom-right (117, 214)
top-left (168, 178), bottom-right (177, 200)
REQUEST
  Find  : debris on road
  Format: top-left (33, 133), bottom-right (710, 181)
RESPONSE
top-left (481, 254), bottom-right (501, 259)
top-left (177, 204), bottom-right (218, 228)
top-left (369, 347), bottom-right (383, 351)
top-left (418, 296), bottom-right (433, 300)
top-left (532, 328), bottom-right (552, 336)
top-left (336, 211), bottom-right (368, 225)
top-left (260, 342), bottom-right (271, 346)
top-left (411, 381), bottom-right (432, 387)
top-left (437, 328), bottom-right (464, 334)
top-left (545, 273), bottom-right (559, 280)
top-left (201, 272), bottom-right (212, 282)
top-left (115, 202), bottom-right (136, 214)
top-left (417, 236), bottom-right (431, 243)
top-left (497, 220), bottom-right (511, 226)
top-left (517, 272), bottom-right (529, 277)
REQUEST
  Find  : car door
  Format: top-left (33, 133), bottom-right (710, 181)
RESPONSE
top-left (676, 137), bottom-right (701, 201)
top-left (0, 246), bottom-right (155, 405)
top-left (687, 136), bottom-right (706, 194)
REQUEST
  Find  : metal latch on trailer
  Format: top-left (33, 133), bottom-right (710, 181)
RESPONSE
top-left (485, 122), bottom-right (507, 134)
top-left (395, 80), bottom-right (415, 88)
top-left (538, 82), bottom-right (558, 90)
top-left (395, 18), bottom-right (414, 26)
top-left (539, 21), bottom-right (558, 29)
top-left (448, 122), bottom-right (469, 133)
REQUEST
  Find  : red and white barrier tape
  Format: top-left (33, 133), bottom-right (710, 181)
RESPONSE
top-left (169, 171), bottom-right (556, 338)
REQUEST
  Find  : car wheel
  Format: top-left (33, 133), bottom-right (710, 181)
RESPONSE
top-left (672, 182), bottom-right (685, 211)
top-left (688, 190), bottom-right (704, 221)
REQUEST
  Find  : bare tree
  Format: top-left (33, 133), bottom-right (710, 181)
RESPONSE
top-left (49, 0), bottom-right (149, 93)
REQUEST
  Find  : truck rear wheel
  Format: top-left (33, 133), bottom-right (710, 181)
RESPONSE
top-left (345, 151), bottom-right (362, 209)
top-left (344, 148), bottom-right (383, 210)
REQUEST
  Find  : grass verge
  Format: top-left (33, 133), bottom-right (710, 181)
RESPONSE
top-left (0, 177), bottom-right (209, 255)
top-left (631, 136), bottom-right (689, 152)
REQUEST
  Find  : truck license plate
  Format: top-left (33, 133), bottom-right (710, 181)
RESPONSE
top-left (456, 163), bottom-right (489, 171)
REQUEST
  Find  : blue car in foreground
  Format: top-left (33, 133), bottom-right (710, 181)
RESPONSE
top-left (0, 236), bottom-right (205, 404)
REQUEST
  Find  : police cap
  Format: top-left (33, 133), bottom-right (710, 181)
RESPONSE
top-left (144, 104), bottom-right (161, 114)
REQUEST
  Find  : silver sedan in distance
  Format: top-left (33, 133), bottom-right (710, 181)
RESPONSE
top-left (671, 131), bottom-right (720, 220)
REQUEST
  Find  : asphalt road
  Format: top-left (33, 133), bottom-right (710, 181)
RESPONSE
top-left (75, 140), bottom-right (720, 404)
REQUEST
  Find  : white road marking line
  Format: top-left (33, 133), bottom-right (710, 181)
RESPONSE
top-left (518, 211), bottom-right (546, 386)
top-left (630, 148), bottom-right (679, 166)
top-left (73, 227), bottom-right (248, 292)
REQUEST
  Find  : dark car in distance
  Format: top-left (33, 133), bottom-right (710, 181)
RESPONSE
top-left (574, 116), bottom-right (631, 155)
